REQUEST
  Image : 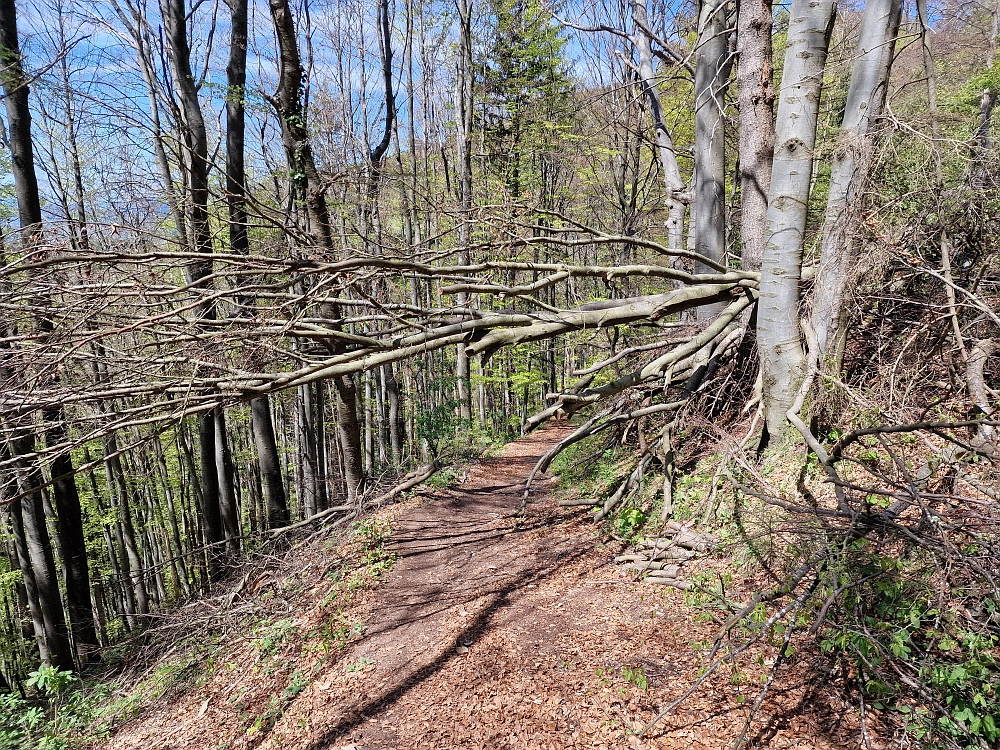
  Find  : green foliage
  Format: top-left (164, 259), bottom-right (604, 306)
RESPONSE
top-left (818, 546), bottom-right (1000, 749)
top-left (425, 466), bottom-right (461, 490)
top-left (478, 0), bottom-right (575, 196)
top-left (0, 667), bottom-right (115, 750)
top-left (550, 439), bottom-right (627, 499)
top-left (352, 517), bottom-right (391, 551)
top-left (963, 64), bottom-right (1000, 110)
top-left (351, 517), bottom-right (395, 573)
top-left (415, 400), bottom-right (471, 458)
top-left (26, 666), bottom-right (77, 696)
top-left (612, 506), bottom-right (647, 541)
top-left (282, 669), bottom-right (309, 700)
top-left (256, 618), bottom-right (296, 657)
top-left (620, 666), bottom-right (649, 692)
top-left (344, 657), bottom-right (373, 673)
top-left (671, 469), bottom-right (712, 522)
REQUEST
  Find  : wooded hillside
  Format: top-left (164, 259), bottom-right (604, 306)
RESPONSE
top-left (0, 0), bottom-right (999, 746)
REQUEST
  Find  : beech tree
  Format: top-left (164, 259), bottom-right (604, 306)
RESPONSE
top-left (1, 8), bottom-right (998, 748)
top-left (0, 0), bottom-right (78, 670)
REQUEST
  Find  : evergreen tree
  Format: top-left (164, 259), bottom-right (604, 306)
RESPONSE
top-left (478, 0), bottom-right (574, 200)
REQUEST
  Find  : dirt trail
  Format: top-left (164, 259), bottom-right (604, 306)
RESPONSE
top-left (102, 427), bottom-right (852, 750)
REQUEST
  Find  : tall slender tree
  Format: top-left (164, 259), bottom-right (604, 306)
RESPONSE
top-left (268, 0), bottom-right (366, 501)
top-left (810, 0), bottom-right (902, 363)
top-left (757, 0), bottom-right (836, 436)
top-left (0, 0), bottom-right (94, 665)
top-left (736, 0), bottom-right (774, 272)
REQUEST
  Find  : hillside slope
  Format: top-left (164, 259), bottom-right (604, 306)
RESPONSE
top-left (97, 427), bottom-right (856, 750)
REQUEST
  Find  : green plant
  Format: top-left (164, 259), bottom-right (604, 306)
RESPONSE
top-left (818, 546), bottom-right (1000, 749)
top-left (0, 667), bottom-right (114, 750)
top-left (26, 666), bottom-right (76, 696)
top-left (353, 517), bottom-right (391, 549)
top-left (345, 657), bottom-right (373, 673)
top-left (415, 398), bottom-right (471, 458)
top-left (256, 618), bottom-right (296, 657)
top-left (612, 505), bottom-right (647, 540)
top-left (621, 666), bottom-right (649, 691)
top-left (282, 669), bottom-right (309, 700)
top-left (425, 466), bottom-right (460, 489)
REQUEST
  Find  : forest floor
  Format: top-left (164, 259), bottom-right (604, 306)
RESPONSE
top-left (95, 426), bottom-right (877, 750)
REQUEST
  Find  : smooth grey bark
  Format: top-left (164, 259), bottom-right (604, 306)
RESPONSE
top-left (297, 383), bottom-right (320, 517)
top-left (2, 516), bottom-right (31, 639)
top-left (973, 87), bottom-right (996, 187)
top-left (214, 410), bottom-right (241, 555)
top-left (16, 469), bottom-right (75, 670)
top-left (46, 429), bottom-right (97, 657)
top-left (163, 0), bottom-right (213, 301)
top-left (810, 0), bottom-right (901, 361)
top-left (0, 0), bottom-right (40, 239)
top-left (334, 375), bottom-right (365, 501)
top-left (198, 413), bottom-right (224, 579)
top-left (225, 0), bottom-right (249, 260)
top-left (736, 0), bottom-right (774, 271)
top-left (251, 396), bottom-right (290, 528)
top-left (375, 371), bottom-right (388, 467)
top-left (455, 0), bottom-right (474, 422)
top-left (694, 0), bottom-right (734, 320)
top-left (629, 0), bottom-right (687, 249)
top-left (149, 434), bottom-right (190, 597)
top-left (383, 363), bottom-right (404, 465)
top-left (223, 0), bottom-right (287, 527)
top-left (7, 494), bottom-right (49, 664)
top-left (758, 0), bottom-right (836, 436)
top-left (363, 373), bottom-right (374, 475)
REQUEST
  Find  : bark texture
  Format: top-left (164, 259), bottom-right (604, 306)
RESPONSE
top-left (630, 0), bottom-right (687, 250)
top-left (810, 0), bottom-right (901, 360)
top-left (1, 0), bottom-right (93, 664)
top-left (269, 0), bottom-right (365, 498)
top-left (758, 0), bottom-right (836, 436)
top-left (251, 397), bottom-right (290, 528)
top-left (736, 0), bottom-right (774, 272)
top-left (694, 0), bottom-right (734, 320)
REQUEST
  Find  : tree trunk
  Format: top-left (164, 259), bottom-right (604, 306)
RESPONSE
top-left (215, 410), bottom-right (241, 556)
top-left (225, 0), bottom-right (249, 259)
top-left (736, 0), bottom-right (775, 272)
top-left (251, 396), bottom-right (290, 528)
top-left (810, 0), bottom-right (901, 361)
top-left (298, 383), bottom-right (319, 517)
top-left (383, 363), bottom-right (404, 465)
top-left (694, 0), bottom-right (734, 320)
top-left (269, 0), bottom-right (365, 498)
top-left (42, 417), bottom-right (97, 658)
top-left (103, 438), bottom-right (150, 618)
top-left (0, 0), bottom-right (41, 240)
top-left (13, 464), bottom-right (75, 670)
top-left (335, 375), bottom-right (366, 501)
top-left (758, 0), bottom-right (836, 436)
top-left (198, 413), bottom-right (224, 579)
top-left (629, 0), bottom-right (687, 250)
top-left (0, 0), bottom-right (93, 667)
top-left (7, 497), bottom-right (50, 664)
top-left (455, 0), bottom-right (474, 423)
top-left (164, 0), bottom-right (224, 578)
top-left (150, 434), bottom-right (190, 597)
